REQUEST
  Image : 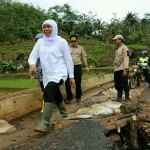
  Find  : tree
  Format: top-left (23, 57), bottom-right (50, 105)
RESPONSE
top-left (123, 12), bottom-right (139, 33)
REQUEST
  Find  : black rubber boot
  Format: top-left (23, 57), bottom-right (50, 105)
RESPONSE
top-left (116, 91), bottom-right (122, 102)
top-left (124, 91), bottom-right (131, 102)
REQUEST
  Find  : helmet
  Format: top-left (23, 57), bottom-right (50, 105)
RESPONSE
top-left (35, 33), bottom-right (44, 39)
top-left (141, 51), bottom-right (147, 55)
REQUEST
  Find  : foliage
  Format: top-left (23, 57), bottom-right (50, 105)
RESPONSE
top-left (0, 1), bottom-right (150, 74)
top-left (85, 55), bottom-right (98, 67)
top-left (0, 1), bottom-right (150, 46)
top-left (128, 44), bottom-right (149, 51)
top-left (0, 0), bottom-right (47, 44)
top-left (0, 59), bottom-right (17, 72)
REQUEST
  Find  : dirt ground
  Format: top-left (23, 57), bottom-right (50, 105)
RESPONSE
top-left (0, 81), bottom-right (150, 150)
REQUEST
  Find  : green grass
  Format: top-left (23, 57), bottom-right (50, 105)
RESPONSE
top-left (0, 70), bottom-right (109, 89)
top-left (0, 72), bottom-right (30, 79)
top-left (0, 92), bottom-right (7, 96)
top-left (82, 72), bottom-right (106, 80)
top-left (0, 79), bottom-right (38, 88)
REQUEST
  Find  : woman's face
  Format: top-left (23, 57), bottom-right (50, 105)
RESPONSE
top-left (42, 24), bottom-right (53, 37)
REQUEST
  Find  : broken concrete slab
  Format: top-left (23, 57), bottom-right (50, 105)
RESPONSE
top-left (0, 119), bottom-right (16, 134)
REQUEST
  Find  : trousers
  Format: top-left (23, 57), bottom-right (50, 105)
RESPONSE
top-left (44, 79), bottom-right (63, 105)
top-left (114, 70), bottom-right (130, 92)
top-left (65, 65), bottom-right (82, 99)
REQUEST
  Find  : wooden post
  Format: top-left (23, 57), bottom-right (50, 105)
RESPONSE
top-left (130, 115), bottom-right (139, 149)
top-left (120, 101), bottom-right (141, 114)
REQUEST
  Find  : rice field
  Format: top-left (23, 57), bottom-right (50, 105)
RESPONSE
top-left (0, 78), bottom-right (38, 88)
top-left (0, 71), bottom-right (107, 96)
top-left (0, 78), bottom-right (39, 96)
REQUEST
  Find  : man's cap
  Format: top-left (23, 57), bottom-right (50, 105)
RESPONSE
top-left (35, 33), bottom-right (44, 39)
top-left (112, 35), bottom-right (123, 40)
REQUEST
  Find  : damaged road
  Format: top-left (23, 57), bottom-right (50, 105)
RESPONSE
top-left (1, 81), bottom-right (150, 150)
top-left (0, 82), bottom-right (114, 150)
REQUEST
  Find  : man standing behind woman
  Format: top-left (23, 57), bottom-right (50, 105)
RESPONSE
top-left (112, 35), bottom-right (130, 103)
top-left (65, 35), bottom-right (89, 104)
top-left (30, 33), bottom-right (44, 113)
top-left (28, 19), bottom-right (75, 133)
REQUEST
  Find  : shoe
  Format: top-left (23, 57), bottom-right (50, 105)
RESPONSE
top-left (124, 98), bottom-right (131, 103)
top-left (65, 100), bottom-right (71, 104)
top-left (77, 99), bottom-right (81, 103)
top-left (34, 127), bottom-right (49, 133)
top-left (124, 91), bottom-right (131, 103)
top-left (65, 98), bottom-right (72, 104)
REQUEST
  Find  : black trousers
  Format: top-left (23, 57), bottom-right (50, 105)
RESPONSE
top-left (114, 70), bottom-right (130, 92)
top-left (39, 81), bottom-right (44, 92)
top-left (65, 65), bottom-right (82, 100)
top-left (43, 79), bottom-right (63, 105)
top-left (143, 69), bottom-right (150, 84)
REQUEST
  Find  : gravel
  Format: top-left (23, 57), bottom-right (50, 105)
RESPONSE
top-left (35, 119), bottom-right (115, 150)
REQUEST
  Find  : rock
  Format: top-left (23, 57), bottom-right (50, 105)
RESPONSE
top-left (65, 113), bottom-right (93, 119)
top-left (15, 53), bottom-right (24, 60)
top-left (108, 133), bottom-right (121, 142)
top-left (100, 100), bottom-right (122, 109)
top-left (0, 119), bottom-right (16, 134)
top-left (17, 63), bottom-right (24, 71)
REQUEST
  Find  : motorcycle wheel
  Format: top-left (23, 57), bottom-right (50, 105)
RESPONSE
top-left (129, 74), bottom-right (138, 89)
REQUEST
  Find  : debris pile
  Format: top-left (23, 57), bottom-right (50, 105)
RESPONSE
top-left (35, 120), bottom-right (115, 150)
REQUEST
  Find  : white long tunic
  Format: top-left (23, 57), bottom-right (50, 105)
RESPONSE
top-left (28, 37), bottom-right (74, 88)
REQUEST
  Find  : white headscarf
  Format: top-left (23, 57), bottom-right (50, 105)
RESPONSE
top-left (42, 19), bottom-right (60, 46)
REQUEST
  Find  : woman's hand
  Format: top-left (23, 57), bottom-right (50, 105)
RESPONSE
top-left (29, 64), bottom-right (37, 74)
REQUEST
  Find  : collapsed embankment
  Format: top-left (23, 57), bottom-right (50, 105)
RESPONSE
top-left (0, 74), bottom-right (114, 122)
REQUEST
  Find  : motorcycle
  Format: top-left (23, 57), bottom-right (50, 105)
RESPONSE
top-left (129, 64), bottom-right (145, 89)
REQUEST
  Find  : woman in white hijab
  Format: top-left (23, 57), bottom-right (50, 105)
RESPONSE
top-left (28, 19), bottom-right (75, 133)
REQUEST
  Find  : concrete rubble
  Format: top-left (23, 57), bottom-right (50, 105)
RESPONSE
top-left (0, 119), bottom-right (16, 134)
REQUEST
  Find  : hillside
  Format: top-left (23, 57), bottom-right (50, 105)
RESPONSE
top-left (0, 37), bottom-right (150, 96)
top-left (0, 36), bottom-right (150, 73)
top-left (0, 38), bottom-right (114, 70)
